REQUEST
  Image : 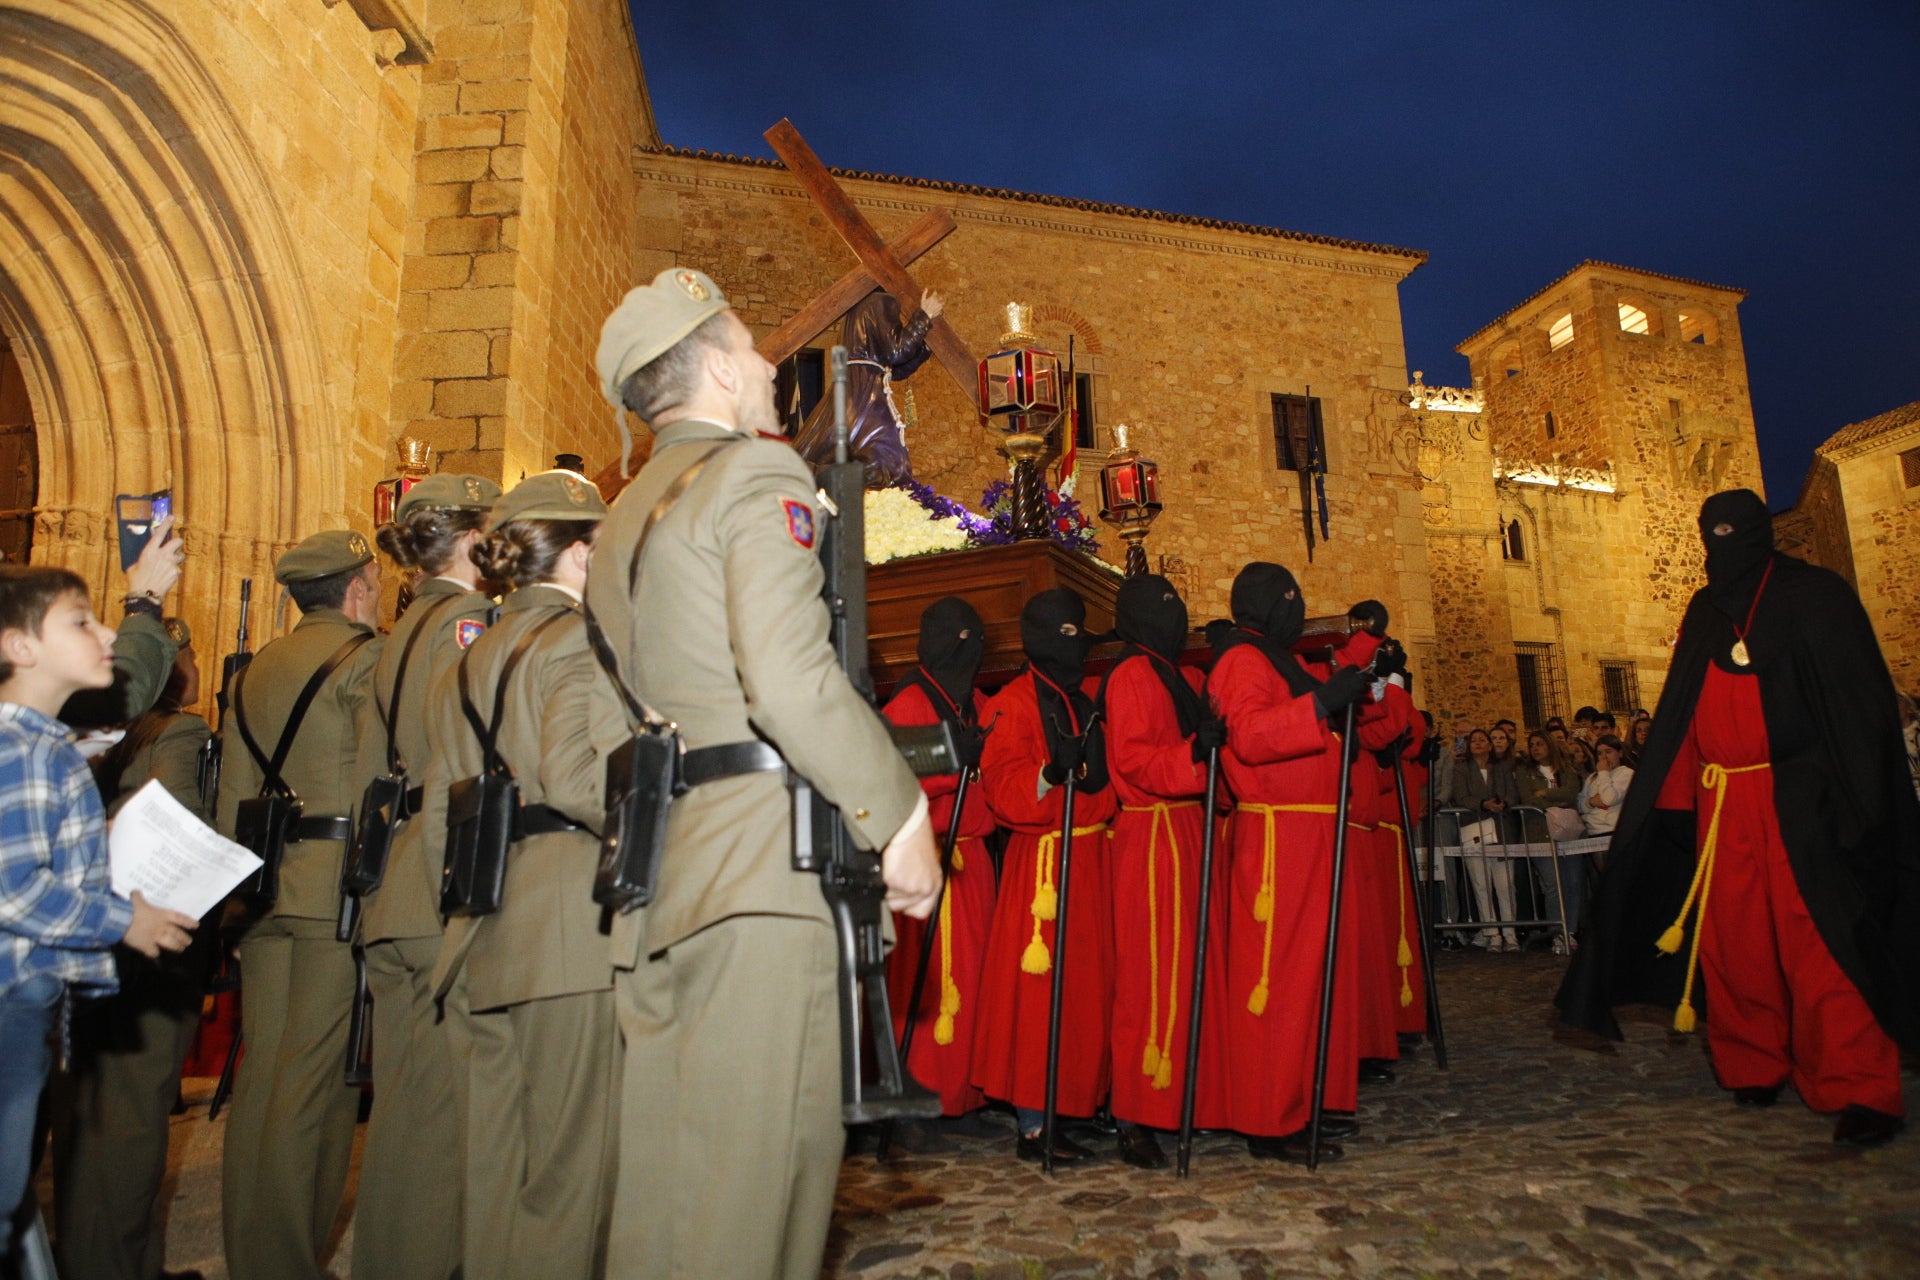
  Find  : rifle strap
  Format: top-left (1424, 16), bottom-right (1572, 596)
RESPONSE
top-left (455, 607), bottom-right (573, 775)
top-left (232, 632), bottom-right (374, 799)
top-left (378, 593), bottom-right (462, 775)
top-left (584, 439), bottom-right (740, 728)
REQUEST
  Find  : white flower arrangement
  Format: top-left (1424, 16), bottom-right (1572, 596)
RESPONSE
top-left (864, 486), bottom-right (972, 564)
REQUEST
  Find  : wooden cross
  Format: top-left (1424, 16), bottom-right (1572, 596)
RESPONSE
top-left (759, 119), bottom-right (981, 410)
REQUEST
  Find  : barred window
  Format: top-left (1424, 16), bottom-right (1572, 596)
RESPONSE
top-left (1599, 660), bottom-right (1641, 715)
top-left (1272, 393), bottom-right (1323, 473)
top-left (1515, 642), bottom-right (1567, 731)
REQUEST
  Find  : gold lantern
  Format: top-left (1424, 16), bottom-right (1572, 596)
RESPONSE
top-left (1097, 424), bottom-right (1163, 576)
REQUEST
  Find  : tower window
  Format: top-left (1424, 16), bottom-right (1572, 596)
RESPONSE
top-left (1678, 310), bottom-right (1718, 345)
top-left (1544, 411), bottom-right (1557, 440)
top-left (1502, 518), bottom-right (1527, 562)
top-left (1547, 313), bottom-right (1574, 351)
top-left (1272, 393), bottom-right (1323, 473)
top-left (1617, 301), bottom-right (1651, 335)
top-left (1900, 445), bottom-right (1920, 489)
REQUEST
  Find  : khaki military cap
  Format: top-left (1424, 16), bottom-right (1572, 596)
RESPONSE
top-left (490, 471), bottom-right (609, 526)
top-left (275, 529), bottom-right (375, 584)
top-left (162, 617), bottom-right (192, 648)
top-left (395, 472), bottom-right (502, 520)
top-left (595, 266), bottom-right (731, 410)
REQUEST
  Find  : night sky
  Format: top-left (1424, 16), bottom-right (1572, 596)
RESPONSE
top-left (630, 1), bottom-right (1919, 503)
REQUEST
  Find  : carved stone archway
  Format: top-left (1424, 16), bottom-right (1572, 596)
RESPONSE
top-left (0, 0), bottom-right (338, 653)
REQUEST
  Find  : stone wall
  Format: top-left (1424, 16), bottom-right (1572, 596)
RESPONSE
top-left (629, 148), bottom-right (1435, 634)
top-left (1820, 403), bottom-right (1920, 692)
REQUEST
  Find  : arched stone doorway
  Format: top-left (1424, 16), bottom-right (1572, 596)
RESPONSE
top-left (0, 0), bottom-right (341, 663)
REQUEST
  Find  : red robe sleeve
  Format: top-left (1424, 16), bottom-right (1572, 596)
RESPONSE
top-left (1105, 656), bottom-right (1207, 799)
top-left (980, 675), bottom-right (1063, 831)
top-left (1208, 646), bottom-right (1325, 766)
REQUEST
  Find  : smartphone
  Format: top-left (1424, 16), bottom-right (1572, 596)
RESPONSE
top-left (115, 488), bottom-right (173, 569)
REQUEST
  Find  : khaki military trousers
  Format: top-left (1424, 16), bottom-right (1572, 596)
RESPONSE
top-left (220, 917), bottom-right (359, 1280)
top-left (466, 990), bottom-right (620, 1280)
top-left (351, 934), bottom-right (468, 1280)
top-left (54, 944), bottom-right (206, 1280)
top-left (607, 915), bottom-right (842, 1280)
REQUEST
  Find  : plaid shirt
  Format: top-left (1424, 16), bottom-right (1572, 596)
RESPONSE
top-left (0, 701), bottom-right (132, 995)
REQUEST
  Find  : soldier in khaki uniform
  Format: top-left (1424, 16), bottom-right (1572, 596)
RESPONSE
top-left (415, 471), bottom-right (625, 1280)
top-left (351, 473), bottom-right (497, 1280)
top-left (587, 267), bottom-right (942, 1280)
top-left (215, 531), bottom-right (384, 1280)
top-left (55, 620), bottom-right (210, 1280)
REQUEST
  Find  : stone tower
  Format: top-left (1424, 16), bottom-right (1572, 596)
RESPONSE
top-left (1421, 262), bottom-right (1763, 726)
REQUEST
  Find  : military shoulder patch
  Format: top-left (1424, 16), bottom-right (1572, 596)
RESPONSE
top-left (455, 619), bottom-right (486, 649)
top-left (780, 498), bottom-right (815, 549)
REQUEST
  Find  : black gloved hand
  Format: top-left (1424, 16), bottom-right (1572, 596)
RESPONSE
top-left (1314, 664), bottom-right (1372, 718)
top-left (1043, 733), bottom-right (1087, 787)
top-left (953, 724), bottom-right (985, 772)
top-left (1190, 714), bottom-right (1229, 763)
top-left (1419, 736), bottom-right (1444, 766)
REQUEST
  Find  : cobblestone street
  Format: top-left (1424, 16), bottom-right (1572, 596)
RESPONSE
top-left (42, 950), bottom-right (1920, 1278)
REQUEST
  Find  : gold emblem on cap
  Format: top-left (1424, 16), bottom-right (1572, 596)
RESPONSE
top-left (465, 477), bottom-right (482, 501)
top-left (564, 476), bottom-right (588, 505)
top-left (350, 533), bottom-right (369, 557)
top-left (675, 269), bottom-right (710, 302)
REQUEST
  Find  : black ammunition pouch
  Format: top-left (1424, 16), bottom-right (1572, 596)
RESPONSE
top-left (229, 631), bottom-right (373, 909)
top-left (343, 773), bottom-right (408, 898)
top-left (235, 793), bottom-right (300, 906)
top-left (441, 771), bottom-right (519, 918)
top-left (440, 607), bottom-right (571, 919)
top-left (593, 727), bottom-right (680, 912)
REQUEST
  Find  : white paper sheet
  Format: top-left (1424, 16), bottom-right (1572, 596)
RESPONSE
top-left (108, 778), bottom-right (263, 918)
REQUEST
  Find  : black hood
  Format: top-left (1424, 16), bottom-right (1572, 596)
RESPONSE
top-left (916, 595), bottom-right (984, 712)
top-left (1699, 489), bottom-right (1774, 620)
top-left (1230, 562), bottom-right (1305, 647)
top-left (1115, 573), bottom-right (1189, 663)
top-left (1021, 587), bottom-right (1094, 690)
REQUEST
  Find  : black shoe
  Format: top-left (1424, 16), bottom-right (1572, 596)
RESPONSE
top-left (888, 1117), bottom-right (957, 1155)
top-left (1358, 1058), bottom-right (1396, 1085)
top-left (1396, 1031), bottom-right (1423, 1052)
top-left (1247, 1132), bottom-right (1345, 1164)
top-left (1733, 1084), bottom-right (1782, 1108)
top-left (1832, 1105), bottom-right (1905, 1148)
top-left (1117, 1125), bottom-right (1168, 1169)
top-left (1017, 1129), bottom-right (1094, 1164)
top-left (161, 1272), bottom-right (207, 1280)
top-left (1311, 1115), bottom-right (1360, 1140)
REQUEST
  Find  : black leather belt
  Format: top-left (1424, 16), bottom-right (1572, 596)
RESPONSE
top-left (405, 785), bottom-right (425, 813)
top-left (681, 740), bottom-right (784, 789)
top-left (289, 816), bottom-right (353, 843)
top-left (520, 804), bottom-right (587, 836)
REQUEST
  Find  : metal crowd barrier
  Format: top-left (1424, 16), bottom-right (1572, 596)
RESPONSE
top-left (1412, 805), bottom-right (1609, 946)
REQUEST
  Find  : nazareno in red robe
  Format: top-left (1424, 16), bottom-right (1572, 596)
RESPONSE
top-left (969, 670), bottom-right (1118, 1116)
top-left (1101, 652), bottom-right (1234, 1131)
top-left (882, 680), bottom-right (998, 1116)
top-left (1207, 641), bottom-right (1359, 1137)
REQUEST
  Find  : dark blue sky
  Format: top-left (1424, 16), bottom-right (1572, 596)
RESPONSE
top-left (631, 1), bottom-right (1919, 502)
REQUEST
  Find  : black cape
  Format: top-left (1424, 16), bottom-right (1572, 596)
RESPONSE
top-left (1555, 552), bottom-right (1920, 1052)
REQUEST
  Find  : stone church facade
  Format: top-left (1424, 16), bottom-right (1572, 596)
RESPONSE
top-left (1, 0), bottom-right (1774, 730)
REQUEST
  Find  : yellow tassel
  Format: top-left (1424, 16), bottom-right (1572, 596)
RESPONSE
top-left (952, 845), bottom-right (965, 872)
top-left (933, 1011), bottom-right (955, 1045)
top-left (1397, 936), bottom-right (1414, 968)
top-left (1253, 885), bottom-right (1273, 923)
top-left (1656, 924), bottom-right (1685, 955)
top-left (1152, 1056), bottom-right (1173, 1090)
top-left (1031, 884), bottom-right (1057, 922)
top-left (1021, 935), bottom-right (1051, 975)
top-left (1141, 1041), bottom-right (1161, 1078)
top-left (939, 980), bottom-right (961, 1017)
top-left (1247, 980), bottom-right (1269, 1016)
top-left (1673, 1002), bottom-right (1697, 1033)
top-left (1400, 974), bottom-right (1414, 1008)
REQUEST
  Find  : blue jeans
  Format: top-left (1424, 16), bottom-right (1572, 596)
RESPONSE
top-left (1, 975), bottom-right (62, 1265)
top-left (1530, 854), bottom-right (1588, 939)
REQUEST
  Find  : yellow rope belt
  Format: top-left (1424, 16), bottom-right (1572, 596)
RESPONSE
top-left (1656, 760), bottom-right (1772, 1032)
top-left (932, 834), bottom-right (977, 1046)
top-left (1121, 801), bottom-right (1201, 1089)
top-left (1021, 823), bottom-right (1111, 976)
top-left (1380, 820), bottom-right (1415, 1008)
top-left (1235, 802), bottom-right (1339, 1016)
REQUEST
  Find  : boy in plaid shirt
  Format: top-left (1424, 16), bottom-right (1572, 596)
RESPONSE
top-left (0, 564), bottom-right (197, 1264)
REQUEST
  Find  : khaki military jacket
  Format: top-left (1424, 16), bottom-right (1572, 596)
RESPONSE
top-left (106, 711), bottom-right (213, 822)
top-left (582, 418), bottom-right (921, 963)
top-left (415, 584), bottom-right (627, 1011)
top-left (215, 607), bottom-right (382, 923)
top-left (358, 576), bottom-right (494, 944)
top-left (61, 613), bottom-right (177, 729)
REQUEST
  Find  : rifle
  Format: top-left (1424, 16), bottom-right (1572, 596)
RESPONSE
top-left (796, 344), bottom-right (944, 1126)
top-left (198, 577), bottom-right (253, 807)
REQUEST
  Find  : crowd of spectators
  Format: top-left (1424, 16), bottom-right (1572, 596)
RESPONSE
top-left (1425, 704), bottom-right (1643, 955)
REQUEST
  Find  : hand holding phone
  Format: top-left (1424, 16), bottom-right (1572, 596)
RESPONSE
top-left (125, 513), bottom-right (184, 604)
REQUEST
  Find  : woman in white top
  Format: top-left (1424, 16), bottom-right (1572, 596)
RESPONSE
top-left (1578, 735), bottom-right (1634, 837)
